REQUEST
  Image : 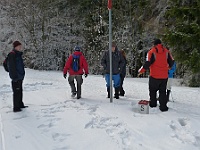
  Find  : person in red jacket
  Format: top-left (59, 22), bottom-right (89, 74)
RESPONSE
top-left (138, 39), bottom-right (174, 112)
top-left (63, 46), bottom-right (89, 99)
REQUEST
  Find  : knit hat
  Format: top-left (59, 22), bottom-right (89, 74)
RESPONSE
top-left (112, 42), bottom-right (116, 47)
top-left (74, 46), bottom-right (81, 51)
top-left (13, 41), bottom-right (22, 48)
top-left (153, 39), bottom-right (162, 45)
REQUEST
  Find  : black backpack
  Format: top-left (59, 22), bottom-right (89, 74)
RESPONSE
top-left (3, 51), bottom-right (15, 72)
top-left (71, 54), bottom-right (81, 72)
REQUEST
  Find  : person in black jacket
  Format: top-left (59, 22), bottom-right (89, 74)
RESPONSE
top-left (119, 49), bottom-right (127, 96)
top-left (8, 41), bottom-right (27, 112)
top-left (101, 42), bottom-right (125, 99)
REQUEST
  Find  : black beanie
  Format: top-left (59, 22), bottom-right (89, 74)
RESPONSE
top-left (13, 41), bottom-right (22, 48)
top-left (153, 39), bottom-right (161, 45)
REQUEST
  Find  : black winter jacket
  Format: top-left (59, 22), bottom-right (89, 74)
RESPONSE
top-left (101, 49), bottom-right (125, 75)
top-left (8, 49), bottom-right (25, 81)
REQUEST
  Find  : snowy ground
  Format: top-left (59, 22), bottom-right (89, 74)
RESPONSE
top-left (1, 66), bottom-right (200, 150)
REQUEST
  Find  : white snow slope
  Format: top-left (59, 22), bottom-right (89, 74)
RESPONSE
top-left (1, 66), bottom-right (200, 150)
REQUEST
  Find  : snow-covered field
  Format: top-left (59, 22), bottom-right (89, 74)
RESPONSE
top-left (1, 66), bottom-right (200, 150)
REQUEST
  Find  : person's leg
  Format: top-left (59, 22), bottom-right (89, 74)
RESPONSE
top-left (68, 75), bottom-right (76, 97)
top-left (75, 75), bottom-right (83, 99)
top-left (119, 75), bottom-right (125, 96)
top-left (159, 79), bottom-right (168, 111)
top-left (166, 78), bottom-right (172, 102)
top-left (105, 74), bottom-right (110, 98)
top-left (113, 74), bottom-right (121, 99)
top-left (149, 77), bottom-right (159, 107)
top-left (12, 81), bottom-right (22, 112)
top-left (18, 80), bottom-right (25, 108)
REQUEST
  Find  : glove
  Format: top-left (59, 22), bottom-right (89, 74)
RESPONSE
top-left (85, 74), bottom-right (88, 78)
top-left (63, 74), bottom-right (67, 79)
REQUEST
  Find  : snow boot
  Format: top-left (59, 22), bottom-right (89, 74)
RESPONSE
top-left (77, 96), bottom-right (81, 99)
top-left (13, 107), bottom-right (22, 112)
top-left (21, 106), bottom-right (28, 108)
top-left (114, 87), bottom-right (119, 99)
top-left (119, 89), bottom-right (125, 96)
top-left (71, 92), bottom-right (76, 98)
top-left (107, 88), bottom-right (110, 98)
top-left (167, 90), bottom-right (171, 102)
top-left (159, 106), bottom-right (168, 112)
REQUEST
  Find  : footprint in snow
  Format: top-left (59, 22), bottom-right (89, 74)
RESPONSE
top-left (52, 132), bottom-right (70, 142)
top-left (178, 118), bottom-right (188, 127)
top-left (85, 116), bottom-right (132, 148)
top-left (169, 119), bottom-right (199, 146)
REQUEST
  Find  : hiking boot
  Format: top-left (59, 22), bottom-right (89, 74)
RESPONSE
top-left (71, 92), bottom-right (76, 98)
top-left (21, 106), bottom-right (28, 108)
top-left (114, 87), bottom-right (119, 99)
top-left (13, 107), bottom-right (22, 112)
top-left (77, 96), bottom-right (81, 99)
top-left (159, 106), bottom-right (169, 112)
top-left (107, 88), bottom-right (110, 98)
top-left (119, 89), bottom-right (125, 96)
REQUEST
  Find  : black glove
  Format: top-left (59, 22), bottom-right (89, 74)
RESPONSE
top-left (63, 74), bottom-right (67, 79)
top-left (85, 74), bottom-right (88, 78)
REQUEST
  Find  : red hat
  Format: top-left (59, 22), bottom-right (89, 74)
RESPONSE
top-left (13, 41), bottom-right (22, 48)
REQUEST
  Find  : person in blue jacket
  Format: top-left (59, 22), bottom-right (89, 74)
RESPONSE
top-left (167, 62), bottom-right (176, 101)
top-left (8, 41), bottom-right (27, 112)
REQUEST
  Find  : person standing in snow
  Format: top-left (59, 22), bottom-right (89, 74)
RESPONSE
top-left (138, 39), bottom-right (174, 112)
top-left (101, 42), bottom-right (125, 99)
top-left (167, 62), bottom-right (176, 102)
top-left (63, 46), bottom-right (89, 99)
top-left (119, 49), bottom-right (127, 96)
top-left (8, 41), bottom-right (27, 112)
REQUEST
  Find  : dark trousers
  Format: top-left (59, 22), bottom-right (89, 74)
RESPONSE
top-left (149, 77), bottom-right (168, 110)
top-left (68, 75), bottom-right (83, 97)
top-left (119, 75), bottom-right (125, 95)
top-left (12, 80), bottom-right (24, 109)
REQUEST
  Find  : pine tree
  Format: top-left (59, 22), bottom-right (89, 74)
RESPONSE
top-left (164, 0), bottom-right (200, 86)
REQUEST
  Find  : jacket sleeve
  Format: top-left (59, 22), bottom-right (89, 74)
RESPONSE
top-left (119, 52), bottom-right (126, 74)
top-left (101, 52), bottom-right (107, 70)
top-left (138, 50), bottom-right (155, 73)
top-left (82, 55), bottom-right (89, 74)
top-left (63, 55), bottom-right (72, 74)
top-left (169, 62), bottom-right (176, 74)
top-left (8, 52), bottom-right (18, 80)
top-left (167, 51), bottom-right (174, 68)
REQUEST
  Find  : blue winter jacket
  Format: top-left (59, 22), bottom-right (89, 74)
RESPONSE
top-left (168, 62), bottom-right (176, 78)
top-left (8, 49), bottom-right (25, 81)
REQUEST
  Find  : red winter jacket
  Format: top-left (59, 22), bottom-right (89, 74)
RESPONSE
top-left (139, 44), bottom-right (174, 79)
top-left (63, 51), bottom-right (89, 75)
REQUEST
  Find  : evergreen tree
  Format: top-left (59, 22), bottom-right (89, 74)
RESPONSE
top-left (164, 0), bottom-right (200, 86)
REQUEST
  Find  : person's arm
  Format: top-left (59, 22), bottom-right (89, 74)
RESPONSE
top-left (167, 51), bottom-right (174, 68)
top-left (101, 51), bottom-right (107, 70)
top-left (138, 50), bottom-right (155, 74)
top-left (63, 55), bottom-right (72, 75)
top-left (82, 56), bottom-right (89, 75)
top-left (8, 52), bottom-right (18, 81)
top-left (119, 52), bottom-right (125, 74)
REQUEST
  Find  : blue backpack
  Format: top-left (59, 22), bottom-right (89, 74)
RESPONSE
top-left (72, 54), bottom-right (80, 72)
